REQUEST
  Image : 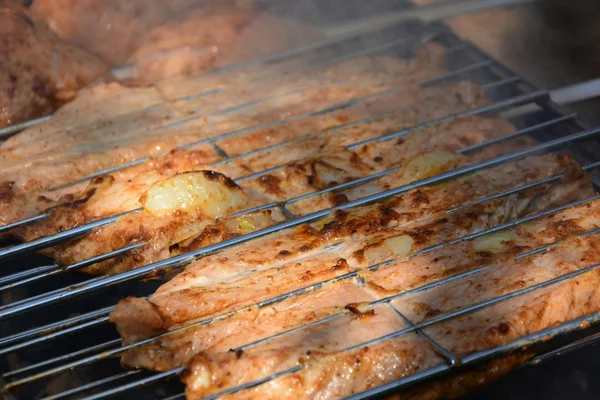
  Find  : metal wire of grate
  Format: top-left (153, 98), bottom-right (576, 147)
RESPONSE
top-left (1, 17), bottom-right (600, 400)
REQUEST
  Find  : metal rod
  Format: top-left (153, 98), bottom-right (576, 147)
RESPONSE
top-left (0, 209), bottom-right (141, 261)
top-left (78, 368), bottom-right (184, 400)
top-left (0, 315), bottom-right (110, 356)
top-left (0, 242), bottom-right (145, 293)
top-left (525, 331), bottom-right (600, 367)
top-left (459, 114), bottom-right (577, 153)
top-left (3, 338), bottom-right (122, 379)
top-left (0, 115), bottom-right (51, 139)
top-left (41, 370), bottom-right (142, 400)
top-left (0, 213), bottom-right (48, 234)
top-left (0, 306), bottom-right (112, 349)
top-left (0, 263), bottom-right (58, 286)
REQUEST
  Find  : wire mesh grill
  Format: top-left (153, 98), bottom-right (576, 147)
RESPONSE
top-left (2, 16), bottom-right (600, 400)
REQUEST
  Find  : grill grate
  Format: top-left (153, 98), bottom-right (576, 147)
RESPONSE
top-left (2, 15), bottom-right (600, 400)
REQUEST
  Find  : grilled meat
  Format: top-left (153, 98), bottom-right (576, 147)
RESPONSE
top-left (127, 12), bottom-right (324, 85)
top-left (180, 212), bottom-right (600, 400)
top-left (155, 39), bottom-right (448, 100)
top-left (109, 152), bottom-right (597, 399)
top-left (0, 82), bottom-right (219, 226)
top-left (13, 95), bottom-right (502, 242)
top-left (109, 153), bottom-right (593, 354)
top-left (2, 77), bottom-right (486, 229)
top-left (31, 0), bottom-right (258, 66)
top-left (118, 197), bottom-right (600, 374)
top-left (16, 110), bottom-right (530, 276)
top-left (0, 47), bottom-right (451, 227)
top-left (32, 0), bottom-right (322, 85)
top-left (0, 2), bottom-right (109, 128)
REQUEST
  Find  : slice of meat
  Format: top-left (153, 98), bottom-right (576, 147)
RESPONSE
top-left (8, 78), bottom-right (491, 233)
top-left (20, 148), bottom-right (589, 278)
top-left (128, 12), bottom-right (324, 85)
top-left (191, 79), bottom-right (486, 142)
top-left (33, 0), bottom-right (322, 85)
top-left (38, 171), bottom-right (275, 276)
top-left (31, 0), bottom-right (258, 65)
top-left (0, 2), bottom-right (109, 127)
top-left (0, 82), bottom-right (214, 226)
top-left (360, 197), bottom-right (600, 297)
top-left (118, 197), bottom-right (600, 376)
top-left (183, 303), bottom-right (411, 399)
top-left (116, 278), bottom-right (375, 370)
top-left (155, 40), bottom-right (448, 101)
top-left (185, 230), bottom-right (600, 399)
top-left (0, 52), bottom-right (452, 227)
top-left (215, 81), bottom-right (491, 161)
top-left (210, 334), bottom-right (443, 400)
top-left (110, 153), bottom-right (592, 339)
top-left (10, 131), bottom-right (537, 276)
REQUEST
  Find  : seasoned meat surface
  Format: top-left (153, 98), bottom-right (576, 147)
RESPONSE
top-left (0, 48), bottom-right (452, 227)
top-left (109, 156), bottom-right (600, 399)
top-left (31, 0), bottom-right (258, 65)
top-left (1, 23), bottom-right (597, 399)
top-left (182, 219), bottom-right (600, 399)
top-left (207, 224), bottom-right (600, 400)
top-left (14, 111), bottom-right (536, 276)
top-left (32, 0), bottom-right (321, 84)
top-left (109, 153), bottom-right (594, 360)
top-left (127, 12), bottom-right (324, 85)
top-left (0, 2), bottom-right (109, 127)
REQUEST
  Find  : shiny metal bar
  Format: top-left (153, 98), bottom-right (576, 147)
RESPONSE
top-left (389, 304), bottom-right (459, 366)
top-left (459, 114), bottom-right (577, 153)
top-left (3, 339), bottom-right (121, 379)
top-left (41, 370), bottom-right (142, 400)
top-left (0, 243), bottom-right (145, 293)
top-left (0, 115), bottom-right (51, 139)
top-left (0, 209), bottom-right (141, 261)
top-left (525, 331), bottom-right (600, 367)
top-left (0, 263), bottom-right (58, 286)
top-left (0, 315), bottom-right (110, 356)
top-left (0, 213), bottom-right (48, 234)
top-left (79, 368), bottom-right (184, 400)
top-left (0, 306), bottom-right (112, 349)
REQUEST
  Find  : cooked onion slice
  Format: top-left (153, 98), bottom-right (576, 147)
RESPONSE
top-left (384, 235), bottom-right (414, 257)
top-left (386, 151), bottom-right (465, 187)
top-left (473, 230), bottom-right (516, 254)
top-left (140, 170), bottom-right (247, 217)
